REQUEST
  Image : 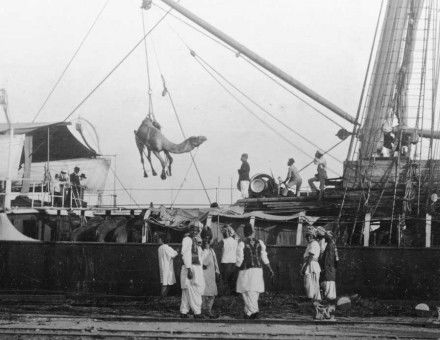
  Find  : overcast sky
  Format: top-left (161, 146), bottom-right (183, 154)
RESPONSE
top-left (0, 0), bottom-right (381, 207)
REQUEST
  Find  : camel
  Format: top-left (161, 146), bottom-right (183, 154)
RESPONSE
top-left (71, 216), bottom-right (104, 242)
top-left (96, 216), bottom-right (128, 242)
top-left (134, 117), bottom-right (207, 180)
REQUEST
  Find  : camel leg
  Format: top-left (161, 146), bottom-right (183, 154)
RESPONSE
top-left (146, 148), bottom-right (158, 176)
top-left (135, 132), bottom-right (148, 178)
top-left (164, 150), bottom-right (173, 176)
top-left (152, 150), bottom-right (168, 180)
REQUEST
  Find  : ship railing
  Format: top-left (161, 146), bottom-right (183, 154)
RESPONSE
top-left (0, 178), bottom-right (241, 210)
top-left (0, 177), bottom-right (100, 210)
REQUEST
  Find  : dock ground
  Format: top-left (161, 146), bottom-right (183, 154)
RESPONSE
top-left (0, 293), bottom-right (439, 338)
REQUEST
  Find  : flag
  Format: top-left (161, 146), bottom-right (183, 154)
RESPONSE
top-left (0, 89), bottom-right (7, 114)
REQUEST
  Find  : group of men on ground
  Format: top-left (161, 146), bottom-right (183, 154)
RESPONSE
top-left (237, 150), bottom-right (328, 199)
top-left (156, 221), bottom-right (338, 320)
top-left (302, 225), bottom-right (339, 320)
top-left (157, 223), bottom-right (274, 319)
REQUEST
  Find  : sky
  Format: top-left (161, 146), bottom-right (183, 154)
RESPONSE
top-left (0, 0), bottom-right (382, 207)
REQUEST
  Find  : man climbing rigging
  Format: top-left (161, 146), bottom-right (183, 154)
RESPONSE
top-left (237, 153), bottom-right (250, 199)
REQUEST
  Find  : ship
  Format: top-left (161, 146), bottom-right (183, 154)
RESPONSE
top-left (0, 0), bottom-right (439, 299)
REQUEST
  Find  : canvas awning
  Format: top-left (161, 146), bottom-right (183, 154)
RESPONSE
top-left (0, 134), bottom-right (25, 180)
top-left (0, 122), bottom-right (97, 163)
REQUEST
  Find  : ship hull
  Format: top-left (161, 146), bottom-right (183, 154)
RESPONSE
top-left (0, 240), bottom-right (438, 300)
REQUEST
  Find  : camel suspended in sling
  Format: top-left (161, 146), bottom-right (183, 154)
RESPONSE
top-left (134, 117), bottom-right (207, 180)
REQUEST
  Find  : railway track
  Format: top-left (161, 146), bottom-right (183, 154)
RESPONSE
top-left (0, 313), bottom-right (439, 339)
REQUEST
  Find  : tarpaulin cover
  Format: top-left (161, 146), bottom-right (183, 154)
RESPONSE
top-left (0, 134), bottom-right (25, 180)
top-left (208, 210), bottom-right (302, 221)
top-left (0, 213), bottom-right (39, 242)
top-left (149, 206), bottom-right (304, 231)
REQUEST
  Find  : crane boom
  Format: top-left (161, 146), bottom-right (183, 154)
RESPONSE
top-left (160, 0), bottom-right (356, 125)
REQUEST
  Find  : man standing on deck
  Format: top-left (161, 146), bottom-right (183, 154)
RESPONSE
top-left (238, 153), bottom-right (250, 199)
top-left (308, 150), bottom-right (327, 197)
top-left (70, 166), bottom-right (81, 206)
top-left (236, 223), bottom-right (274, 319)
top-left (180, 223), bottom-right (205, 318)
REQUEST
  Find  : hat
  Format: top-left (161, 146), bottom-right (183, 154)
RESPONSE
top-left (305, 226), bottom-right (317, 237)
top-left (61, 170), bottom-right (67, 174)
top-left (316, 149), bottom-right (324, 156)
top-left (201, 227), bottom-right (213, 240)
top-left (74, 166), bottom-right (80, 171)
top-left (80, 174), bottom-right (87, 179)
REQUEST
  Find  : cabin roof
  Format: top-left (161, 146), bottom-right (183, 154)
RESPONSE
top-left (0, 122), bottom-right (69, 135)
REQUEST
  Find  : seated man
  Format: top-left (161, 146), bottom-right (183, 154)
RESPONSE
top-left (308, 150), bottom-right (327, 196)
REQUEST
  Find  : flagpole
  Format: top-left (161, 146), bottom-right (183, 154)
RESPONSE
top-left (1, 89), bottom-right (13, 210)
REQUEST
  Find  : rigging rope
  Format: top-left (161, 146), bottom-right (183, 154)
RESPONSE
top-left (168, 27), bottom-right (341, 175)
top-left (336, 0), bottom-right (385, 240)
top-left (298, 139), bottom-right (346, 173)
top-left (108, 163), bottom-right (141, 208)
top-left (152, 2), bottom-right (347, 130)
top-left (170, 148), bottom-right (200, 208)
top-left (32, 0), bottom-right (111, 123)
top-left (189, 49), bottom-right (343, 164)
top-left (150, 35), bottom-right (211, 204)
top-left (28, 5), bottom-right (176, 160)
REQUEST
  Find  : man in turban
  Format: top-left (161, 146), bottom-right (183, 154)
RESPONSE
top-left (235, 223), bottom-right (274, 319)
top-left (180, 223), bottom-right (205, 318)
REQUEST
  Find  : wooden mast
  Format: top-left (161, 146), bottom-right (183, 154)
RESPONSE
top-left (159, 0), bottom-right (356, 125)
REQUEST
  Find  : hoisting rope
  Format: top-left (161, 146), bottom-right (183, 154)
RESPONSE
top-left (152, 2), bottom-right (347, 130)
top-left (168, 28), bottom-right (341, 176)
top-left (32, 0), bottom-right (111, 123)
top-left (28, 4), bottom-right (176, 160)
top-left (140, 9), bottom-right (155, 120)
top-left (150, 35), bottom-right (212, 204)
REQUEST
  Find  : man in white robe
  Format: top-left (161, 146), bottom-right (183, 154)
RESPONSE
top-left (180, 224), bottom-right (205, 318)
top-left (236, 223), bottom-right (274, 319)
top-left (156, 233), bottom-right (178, 297)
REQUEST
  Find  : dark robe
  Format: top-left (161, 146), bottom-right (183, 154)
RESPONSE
top-left (319, 241), bottom-right (338, 282)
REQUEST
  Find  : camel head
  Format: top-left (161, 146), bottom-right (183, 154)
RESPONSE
top-left (187, 136), bottom-right (207, 148)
